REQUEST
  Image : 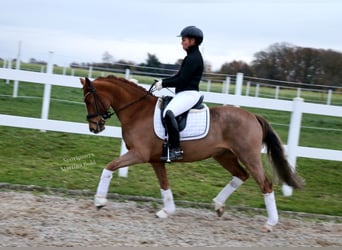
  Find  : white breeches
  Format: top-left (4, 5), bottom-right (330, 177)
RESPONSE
top-left (163, 91), bottom-right (201, 117)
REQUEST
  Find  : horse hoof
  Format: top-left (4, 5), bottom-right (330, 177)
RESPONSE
top-left (261, 224), bottom-right (273, 232)
top-left (96, 205), bottom-right (104, 211)
top-left (213, 199), bottom-right (225, 217)
top-left (216, 207), bottom-right (225, 217)
top-left (94, 196), bottom-right (107, 208)
top-left (155, 209), bottom-right (169, 219)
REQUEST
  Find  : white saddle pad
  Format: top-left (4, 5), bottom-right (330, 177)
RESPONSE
top-left (153, 98), bottom-right (210, 141)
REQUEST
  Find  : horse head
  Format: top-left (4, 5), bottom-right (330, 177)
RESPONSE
top-left (80, 77), bottom-right (114, 134)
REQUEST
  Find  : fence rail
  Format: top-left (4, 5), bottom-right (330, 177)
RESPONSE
top-left (1, 67), bottom-right (342, 196)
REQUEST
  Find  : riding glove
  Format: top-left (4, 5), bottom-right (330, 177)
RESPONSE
top-left (155, 80), bottom-right (163, 90)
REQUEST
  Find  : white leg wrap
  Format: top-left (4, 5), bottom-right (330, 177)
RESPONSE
top-left (155, 209), bottom-right (169, 219)
top-left (156, 189), bottom-right (176, 218)
top-left (94, 169), bottom-right (113, 206)
top-left (94, 196), bottom-right (108, 207)
top-left (264, 191), bottom-right (279, 226)
top-left (213, 176), bottom-right (243, 206)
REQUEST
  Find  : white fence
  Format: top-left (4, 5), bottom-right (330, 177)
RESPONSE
top-left (1, 68), bottom-right (342, 196)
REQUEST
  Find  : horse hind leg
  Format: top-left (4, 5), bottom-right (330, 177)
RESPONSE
top-left (262, 191), bottom-right (278, 232)
top-left (213, 150), bottom-right (249, 217)
top-left (250, 166), bottom-right (279, 232)
top-left (238, 150), bottom-right (279, 232)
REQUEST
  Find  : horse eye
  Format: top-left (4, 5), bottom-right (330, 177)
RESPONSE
top-left (84, 96), bottom-right (92, 105)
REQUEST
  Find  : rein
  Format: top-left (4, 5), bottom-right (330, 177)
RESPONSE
top-left (116, 91), bottom-right (150, 114)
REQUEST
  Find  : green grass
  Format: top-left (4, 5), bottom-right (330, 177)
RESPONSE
top-left (0, 126), bottom-right (340, 216)
top-left (0, 76), bottom-right (341, 216)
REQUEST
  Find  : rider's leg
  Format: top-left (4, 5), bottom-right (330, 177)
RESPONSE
top-left (163, 91), bottom-right (201, 117)
top-left (161, 110), bottom-right (183, 161)
top-left (161, 91), bottom-right (201, 161)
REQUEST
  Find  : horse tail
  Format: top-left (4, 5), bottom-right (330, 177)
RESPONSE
top-left (256, 115), bottom-right (303, 189)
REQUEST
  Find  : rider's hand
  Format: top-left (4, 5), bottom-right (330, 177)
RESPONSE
top-left (155, 80), bottom-right (163, 90)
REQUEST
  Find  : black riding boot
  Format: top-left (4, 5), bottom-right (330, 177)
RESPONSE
top-left (160, 110), bottom-right (183, 162)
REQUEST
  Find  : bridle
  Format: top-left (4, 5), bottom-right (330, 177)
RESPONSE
top-left (84, 82), bottom-right (114, 126)
top-left (84, 80), bottom-right (154, 125)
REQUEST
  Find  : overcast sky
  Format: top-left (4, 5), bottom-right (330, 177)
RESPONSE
top-left (1, 0), bottom-right (341, 70)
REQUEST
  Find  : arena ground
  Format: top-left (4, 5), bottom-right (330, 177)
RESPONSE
top-left (1, 190), bottom-right (341, 247)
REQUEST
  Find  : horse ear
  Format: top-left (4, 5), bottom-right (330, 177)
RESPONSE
top-left (80, 78), bottom-right (86, 86)
top-left (85, 77), bottom-right (91, 85)
top-left (80, 77), bottom-right (92, 88)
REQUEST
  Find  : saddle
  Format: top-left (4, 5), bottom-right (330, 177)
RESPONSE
top-left (160, 95), bottom-right (205, 131)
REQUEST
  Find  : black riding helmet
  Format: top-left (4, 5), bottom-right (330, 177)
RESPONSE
top-left (177, 26), bottom-right (203, 45)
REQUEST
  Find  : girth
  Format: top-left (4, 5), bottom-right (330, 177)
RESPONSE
top-left (160, 95), bottom-right (204, 132)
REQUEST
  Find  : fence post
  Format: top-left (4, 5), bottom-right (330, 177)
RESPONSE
top-left (41, 51), bottom-right (54, 132)
top-left (222, 76), bottom-right (230, 94)
top-left (275, 86), bottom-right (280, 99)
top-left (327, 89), bottom-right (332, 105)
top-left (206, 80), bottom-right (211, 92)
top-left (255, 83), bottom-right (260, 97)
top-left (282, 97), bottom-right (304, 196)
top-left (297, 88), bottom-right (301, 97)
top-left (6, 59), bottom-right (12, 84)
top-left (235, 72), bottom-right (243, 96)
top-left (88, 66), bottom-right (93, 78)
top-left (125, 68), bottom-right (130, 79)
top-left (245, 81), bottom-right (250, 96)
top-left (13, 41), bottom-right (22, 98)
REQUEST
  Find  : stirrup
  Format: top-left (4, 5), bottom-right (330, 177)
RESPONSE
top-left (160, 148), bottom-right (183, 163)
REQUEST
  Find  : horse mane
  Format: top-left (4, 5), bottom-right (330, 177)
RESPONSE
top-left (95, 75), bottom-right (148, 94)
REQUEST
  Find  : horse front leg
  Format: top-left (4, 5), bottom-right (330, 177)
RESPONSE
top-left (151, 162), bottom-right (176, 218)
top-left (94, 150), bottom-right (145, 209)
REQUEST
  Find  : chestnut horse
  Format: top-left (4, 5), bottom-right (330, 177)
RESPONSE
top-left (80, 75), bottom-right (302, 232)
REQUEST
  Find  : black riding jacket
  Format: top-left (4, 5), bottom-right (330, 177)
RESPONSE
top-left (162, 45), bottom-right (204, 93)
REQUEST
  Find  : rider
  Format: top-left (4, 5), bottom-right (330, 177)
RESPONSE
top-left (155, 25), bottom-right (204, 161)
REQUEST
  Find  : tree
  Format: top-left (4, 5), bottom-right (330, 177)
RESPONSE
top-left (219, 60), bottom-right (252, 76)
top-left (251, 43), bottom-right (341, 85)
top-left (204, 60), bottom-right (212, 73)
top-left (138, 53), bottom-right (162, 74)
top-left (320, 50), bottom-right (342, 85)
top-left (115, 59), bottom-right (137, 71)
top-left (144, 53), bottom-right (161, 68)
top-left (292, 47), bottom-right (323, 84)
top-left (102, 51), bottom-right (114, 64)
top-left (252, 42), bottom-right (295, 80)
